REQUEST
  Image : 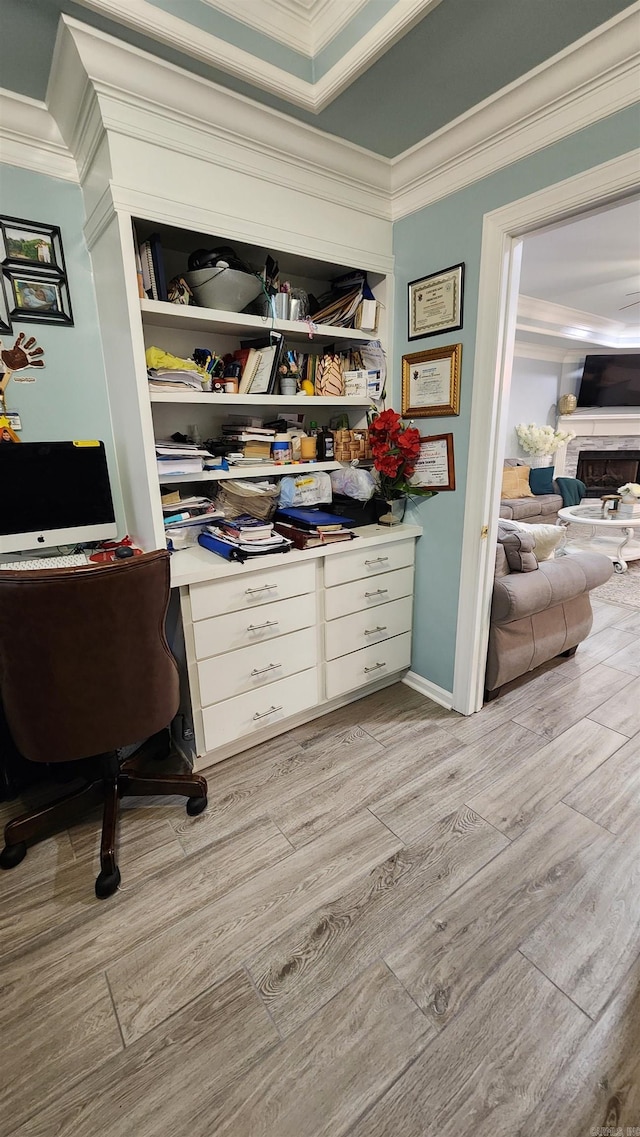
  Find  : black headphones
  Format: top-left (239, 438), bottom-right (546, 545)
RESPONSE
top-left (188, 246), bottom-right (247, 272)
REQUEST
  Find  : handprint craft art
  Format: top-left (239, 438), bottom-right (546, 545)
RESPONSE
top-left (0, 332), bottom-right (45, 415)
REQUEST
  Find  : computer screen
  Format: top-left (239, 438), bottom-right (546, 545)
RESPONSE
top-left (0, 441), bottom-right (117, 554)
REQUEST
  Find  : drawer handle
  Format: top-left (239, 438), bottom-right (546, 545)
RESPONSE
top-left (250, 663), bottom-right (281, 676)
top-left (364, 626), bottom-right (387, 635)
top-left (245, 584), bottom-right (277, 595)
top-left (365, 588), bottom-right (388, 597)
top-left (364, 662), bottom-right (386, 673)
top-left (247, 620), bottom-right (279, 631)
top-left (253, 705), bottom-right (283, 720)
top-left (364, 557), bottom-right (389, 565)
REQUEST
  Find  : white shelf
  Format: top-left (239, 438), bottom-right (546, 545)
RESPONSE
top-left (140, 298), bottom-right (374, 344)
top-left (158, 460), bottom-right (341, 484)
top-left (149, 391), bottom-right (372, 407)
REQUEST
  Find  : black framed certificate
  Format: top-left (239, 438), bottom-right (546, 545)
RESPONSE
top-left (408, 263), bottom-right (464, 341)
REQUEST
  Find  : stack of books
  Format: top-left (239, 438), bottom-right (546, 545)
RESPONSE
top-left (155, 440), bottom-right (210, 477)
top-left (203, 514), bottom-right (292, 559)
top-left (273, 506), bottom-right (357, 550)
top-left (148, 368), bottom-right (205, 393)
top-left (221, 420), bottom-right (275, 463)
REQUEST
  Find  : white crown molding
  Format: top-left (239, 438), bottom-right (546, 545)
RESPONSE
top-left (0, 89), bottom-right (78, 182)
top-left (198, 0), bottom-right (369, 56)
top-left (48, 17), bottom-right (391, 222)
top-left (70, 0), bottom-right (440, 112)
top-left (512, 340), bottom-right (570, 363)
top-left (390, 2), bottom-right (640, 220)
top-left (517, 294), bottom-right (640, 349)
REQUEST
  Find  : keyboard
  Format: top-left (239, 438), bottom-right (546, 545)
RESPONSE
top-left (0, 553), bottom-right (90, 571)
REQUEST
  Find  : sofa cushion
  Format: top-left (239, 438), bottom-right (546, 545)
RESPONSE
top-left (506, 497), bottom-right (550, 520)
top-left (497, 522), bottom-right (538, 572)
top-left (512, 522), bottom-right (564, 561)
top-left (501, 465), bottom-right (534, 500)
top-left (529, 466), bottom-right (555, 495)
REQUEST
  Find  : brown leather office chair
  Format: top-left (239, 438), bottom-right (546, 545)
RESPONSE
top-left (0, 550), bottom-right (207, 898)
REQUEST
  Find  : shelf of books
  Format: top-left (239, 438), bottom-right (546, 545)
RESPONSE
top-left (157, 460), bottom-right (341, 484)
top-left (140, 299), bottom-right (373, 345)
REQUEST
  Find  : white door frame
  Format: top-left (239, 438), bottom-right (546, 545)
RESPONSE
top-left (452, 148), bottom-right (640, 715)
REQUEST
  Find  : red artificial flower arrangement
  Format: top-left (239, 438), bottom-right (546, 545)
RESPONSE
top-left (368, 409), bottom-right (436, 501)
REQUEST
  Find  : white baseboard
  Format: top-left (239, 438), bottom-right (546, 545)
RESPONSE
top-left (402, 671), bottom-right (454, 710)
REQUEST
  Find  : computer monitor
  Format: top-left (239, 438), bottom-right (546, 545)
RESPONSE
top-left (0, 441), bottom-right (117, 554)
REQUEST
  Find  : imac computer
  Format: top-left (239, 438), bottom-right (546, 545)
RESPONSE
top-left (0, 441), bottom-right (117, 555)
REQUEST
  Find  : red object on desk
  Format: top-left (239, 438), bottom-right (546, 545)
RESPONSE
top-left (88, 536), bottom-right (143, 564)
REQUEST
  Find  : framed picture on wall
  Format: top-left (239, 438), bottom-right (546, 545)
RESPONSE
top-left (3, 268), bottom-right (73, 326)
top-left (0, 276), bottom-right (10, 333)
top-left (411, 433), bottom-right (456, 491)
top-left (401, 343), bottom-right (461, 417)
top-left (408, 263), bottom-right (464, 341)
top-left (0, 215), bottom-right (73, 327)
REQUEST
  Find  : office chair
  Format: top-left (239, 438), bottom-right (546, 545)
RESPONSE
top-left (0, 550), bottom-right (207, 898)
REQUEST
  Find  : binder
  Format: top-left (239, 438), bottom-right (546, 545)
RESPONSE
top-left (149, 233), bottom-right (168, 301)
top-left (198, 531), bottom-right (291, 563)
top-left (275, 507), bottom-right (356, 531)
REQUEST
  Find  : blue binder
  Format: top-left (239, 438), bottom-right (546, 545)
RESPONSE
top-left (198, 531), bottom-right (291, 563)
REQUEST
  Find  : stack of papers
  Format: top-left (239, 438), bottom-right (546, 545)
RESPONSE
top-left (155, 440), bottom-right (210, 477)
top-left (148, 368), bottom-right (205, 392)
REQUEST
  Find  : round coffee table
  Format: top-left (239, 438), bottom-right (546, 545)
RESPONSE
top-left (557, 504), bottom-right (640, 574)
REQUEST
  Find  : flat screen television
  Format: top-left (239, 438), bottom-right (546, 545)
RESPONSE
top-left (577, 354), bottom-right (640, 408)
top-left (0, 440), bottom-right (117, 554)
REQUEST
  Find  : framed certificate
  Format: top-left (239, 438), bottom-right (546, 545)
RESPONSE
top-left (411, 433), bottom-right (455, 491)
top-left (401, 343), bottom-right (461, 418)
top-left (408, 263), bottom-right (464, 341)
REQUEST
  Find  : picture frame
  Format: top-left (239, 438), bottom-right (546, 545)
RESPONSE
top-left (408, 263), bottom-right (464, 341)
top-left (3, 267), bottom-right (74, 326)
top-left (401, 343), bottom-right (461, 417)
top-left (0, 275), bottom-right (11, 333)
top-left (0, 216), bottom-right (67, 276)
top-left (411, 432), bottom-right (456, 491)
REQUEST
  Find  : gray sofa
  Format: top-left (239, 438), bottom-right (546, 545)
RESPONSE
top-left (485, 531), bottom-right (613, 699)
top-left (499, 458), bottom-right (563, 525)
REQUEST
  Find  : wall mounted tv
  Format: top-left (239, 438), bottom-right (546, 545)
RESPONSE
top-left (577, 354), bottom-right (640, 407)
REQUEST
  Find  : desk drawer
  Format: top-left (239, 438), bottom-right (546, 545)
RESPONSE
top-left (324, 540), bottom-right (414, 587)
top-left (325, 596), bottom-right (412, 660)
top-left (194, 593), bottom-right (315, 660)
top-left (197, 627), bottom-right (317, 707)
top-left (325, 633), bottom-right (411, 700)
top-left (202, 667), bottom-right (319, 752)
top-left (190, 560), bottom-right (315, 621)
top-left (324, 566), bottom-right (414, 621)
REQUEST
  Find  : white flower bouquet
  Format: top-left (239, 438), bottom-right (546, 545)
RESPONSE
top-left (515, 422), bottom-right (575, 456)
top-left (618, 482), bottom-right (640, 499)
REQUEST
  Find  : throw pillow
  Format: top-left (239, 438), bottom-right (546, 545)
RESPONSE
top-left (529, 466), bottom-right (555, 495)
top-left (497, 522), bottom-right (538, 572)
top-left (513, 522), bottom-right (564, 561)
top-left (501, 465), bottom-right (534, 500)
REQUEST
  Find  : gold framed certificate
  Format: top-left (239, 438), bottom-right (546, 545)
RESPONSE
top-left (411, 433), bottom-right (455, 491)
top-left (401, 343), bottom-right (461, 418)
top-left (408, 263), bottom-right (464, 340)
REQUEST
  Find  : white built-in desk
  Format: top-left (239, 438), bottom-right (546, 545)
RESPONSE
top-left (170, 524), bottom-right (422, 769)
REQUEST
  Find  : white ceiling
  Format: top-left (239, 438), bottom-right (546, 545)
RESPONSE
top-left (517, 196), bottom-right (640, 350)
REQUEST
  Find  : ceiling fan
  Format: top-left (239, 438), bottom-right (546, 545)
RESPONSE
top-left (619, 291), bottom-right (640, 311)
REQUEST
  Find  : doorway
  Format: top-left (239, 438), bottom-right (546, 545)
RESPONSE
top-left (451, 150), bottom-right (639, 716)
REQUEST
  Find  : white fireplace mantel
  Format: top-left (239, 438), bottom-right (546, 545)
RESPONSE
top-left (555, 412), bottom-right (640, 477)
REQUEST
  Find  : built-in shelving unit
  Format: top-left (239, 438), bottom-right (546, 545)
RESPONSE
top-left (149, 391), bottom-right (372, 407)
top-left (140, 298), bottom-right (374, 345)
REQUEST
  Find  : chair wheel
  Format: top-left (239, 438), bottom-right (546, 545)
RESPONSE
top-left (187, 795), bottom-right (207, 816)
top-left (95, 865), bottom-right (121, 900)
top-left (0, 841), bottom-right (27, 870)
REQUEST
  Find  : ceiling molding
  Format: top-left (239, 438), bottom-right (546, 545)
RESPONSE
top-left (512, 340), bottom-right (570, 363)
top-left (518, 294), bottom-right (640, 349)
top-left (70, 0), bottom-right (440, 112)
top-left (0, 89), bottom-right (78, 182)
top-left (390, 2), bottom-right (640, 220)
top-left (198, 0), bottom-right (369, 56)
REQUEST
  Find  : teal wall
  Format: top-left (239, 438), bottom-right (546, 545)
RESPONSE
top-left (0, 164), bottom-right (123, 529)
top-left (395, 104), bottom-right (640, 692)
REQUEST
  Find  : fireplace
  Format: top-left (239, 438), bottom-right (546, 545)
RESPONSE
top-left (576, 450), bottom-right (640, 498)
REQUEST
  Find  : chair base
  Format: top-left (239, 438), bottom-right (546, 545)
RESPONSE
top-left (0, 737), bottom-right (207, 899)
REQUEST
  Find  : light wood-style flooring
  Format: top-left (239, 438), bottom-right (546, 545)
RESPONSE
top-left (2, 595), bottom-right (639, 1136)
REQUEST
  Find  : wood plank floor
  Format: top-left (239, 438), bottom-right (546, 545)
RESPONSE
top-left (2, 593), bottom-right (639, 1137)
